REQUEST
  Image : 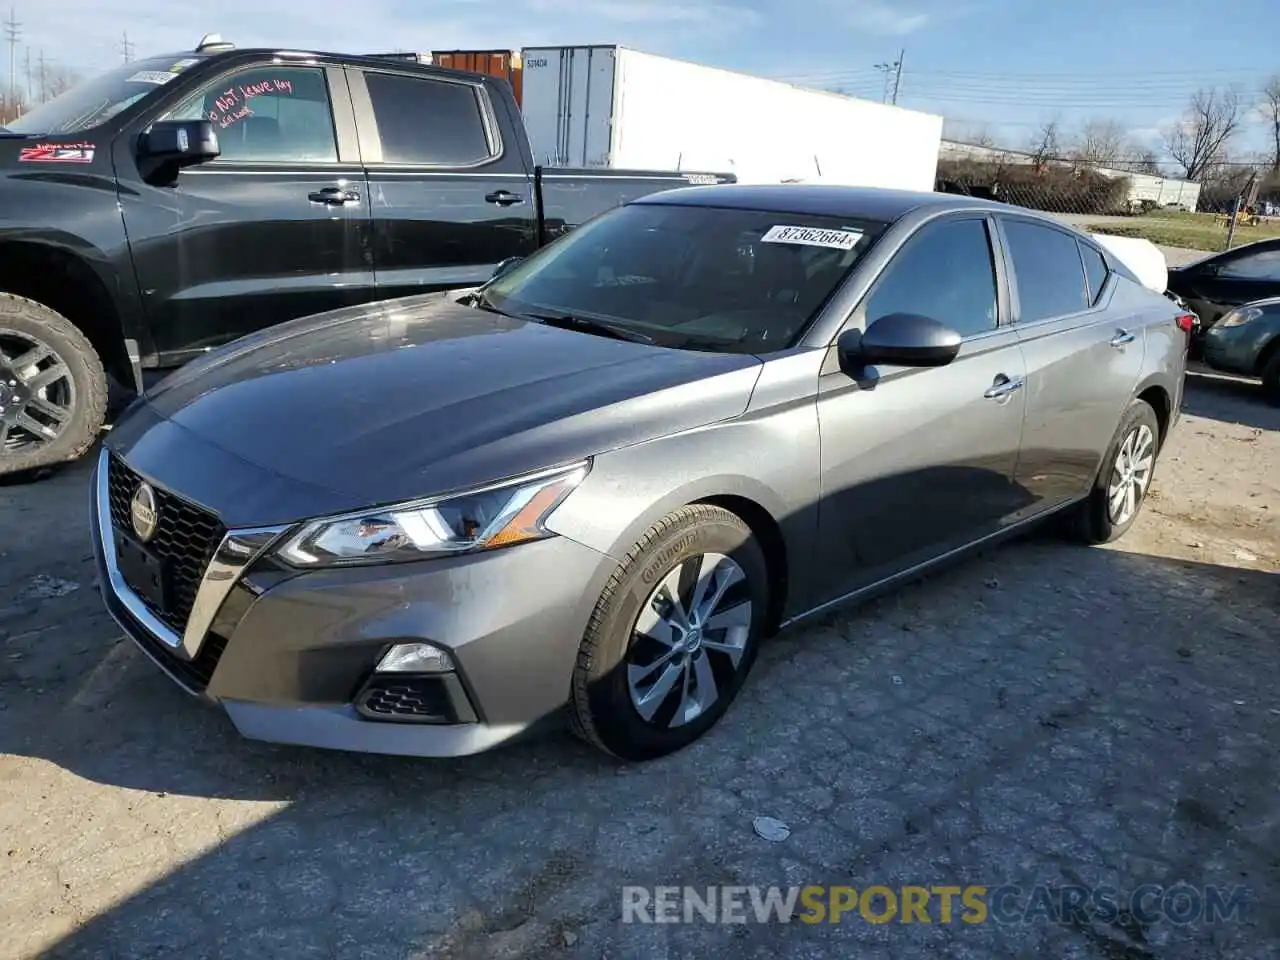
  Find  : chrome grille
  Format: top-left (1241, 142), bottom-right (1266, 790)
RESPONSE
top-left (106, 454), bottom-right (226, 634)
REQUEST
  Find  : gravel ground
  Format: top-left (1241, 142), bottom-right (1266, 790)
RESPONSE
top-left (1, 371), bottom-right (1277, 960)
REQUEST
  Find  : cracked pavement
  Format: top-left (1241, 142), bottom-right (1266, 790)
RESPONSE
top-left (1, 369), bottom-right (1277, 959)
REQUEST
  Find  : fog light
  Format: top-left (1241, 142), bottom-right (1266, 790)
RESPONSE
top-left (376, 642), bottom-right (455, 674)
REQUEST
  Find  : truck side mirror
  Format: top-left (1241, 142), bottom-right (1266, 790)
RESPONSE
top-left (138, 120), bottom-right (219, 182)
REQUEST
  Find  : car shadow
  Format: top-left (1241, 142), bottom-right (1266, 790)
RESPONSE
top-left (19, 545), bottom-right (1277, 959)
top-left (1182, 368), bottom-right (1279, 432)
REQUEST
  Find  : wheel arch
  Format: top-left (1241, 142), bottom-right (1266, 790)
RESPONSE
top-left (0, 240), bottom-right (136, 390)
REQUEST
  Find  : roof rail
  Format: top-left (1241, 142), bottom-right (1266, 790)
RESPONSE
top-left (364, 52), bottom-right (433, 64)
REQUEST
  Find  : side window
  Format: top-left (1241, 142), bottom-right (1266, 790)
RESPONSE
top-left (1217, 248), bottom-right (1280, 281)
top-left (169, 67), bottom-right (337, 163)
top-left (1002, 220), bottom-right (1090, 322)
top-left (1079, 241), bottom-right (1109, 305)
top-left (864, 218), bottom-right (998, 338)
top-left (364, 72), bottom-right (493, 165)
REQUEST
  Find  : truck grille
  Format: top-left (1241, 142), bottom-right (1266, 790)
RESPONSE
top-left (106, 454), bottom-right (226, 635)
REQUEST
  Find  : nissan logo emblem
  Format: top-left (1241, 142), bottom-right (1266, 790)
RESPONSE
top-left (130, 482), bottom-right (159, 543)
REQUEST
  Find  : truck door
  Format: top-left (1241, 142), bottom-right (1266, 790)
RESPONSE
top-left (116, 62), bottom-right (374, 365)
top-left (346, 65), bottom-right (539, 299)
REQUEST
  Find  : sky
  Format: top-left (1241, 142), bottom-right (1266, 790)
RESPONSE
top-left (4, 0), bottom-right (1277, 161)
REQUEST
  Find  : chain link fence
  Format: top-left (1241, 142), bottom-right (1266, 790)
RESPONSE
top-left (935, 147), bottom-right (1280, 253)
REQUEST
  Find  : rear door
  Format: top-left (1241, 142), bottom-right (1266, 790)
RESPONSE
top-left (119, 61), bottom-right (374, 363)
top-left (998, 215), bottom-right (1146, 512)
top-left (346, 66), bottom-right (538, 299)
top-left (813, 214), bottom-right (1030, 605)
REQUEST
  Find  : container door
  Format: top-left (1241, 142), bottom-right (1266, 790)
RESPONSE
top-left (520, 47), bottom-right (615, 167)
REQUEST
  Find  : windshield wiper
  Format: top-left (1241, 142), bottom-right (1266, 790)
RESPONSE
top-left (522, 311), bottom-right (654, 344)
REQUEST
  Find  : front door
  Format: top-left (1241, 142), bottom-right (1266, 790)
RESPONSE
top-left (813, 215), bottom-right (1030, 605)
top-left (117, 62), bottom-right (374, 364)
top-left (347, 66), bottom-right (539, 299)
top-left (1180, 243), bottom-right (1280, 327)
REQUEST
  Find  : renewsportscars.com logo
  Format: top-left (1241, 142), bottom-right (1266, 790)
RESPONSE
top-left (621, 884), bottom-right (1251, 926)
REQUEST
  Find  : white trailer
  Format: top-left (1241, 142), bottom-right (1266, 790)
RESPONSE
top-left (519, 45), bottom-right (944, 191)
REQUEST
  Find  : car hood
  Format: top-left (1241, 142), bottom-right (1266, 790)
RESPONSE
top-left (124, 292), bottom-right (763, 519)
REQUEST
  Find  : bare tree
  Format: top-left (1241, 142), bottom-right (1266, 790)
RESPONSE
top-left (1027, 118), bottom-right (1062, 167)
top-left (45, 65), bottom-right (79, 100)
top-left (1163, 87), bottom-right (1241, 181)
top-left (1261, 75), bottom-right (1280, 175)
top-left (1133, 148), bottom-right (1162, 176)
top-left (1072, 119), bottom-right (1130, 166)
top-left (0, 89), bottom-right (26, 124)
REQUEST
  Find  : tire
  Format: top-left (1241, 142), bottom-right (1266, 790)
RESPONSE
top-left (1261, 350), bottom-right (1280, 406)
top-left (568, 504), bottom-right (769, 762)
top-left (1067, 399), bottom-right (1161, 545)
top-left (0, 294), bottom-right (108, 477)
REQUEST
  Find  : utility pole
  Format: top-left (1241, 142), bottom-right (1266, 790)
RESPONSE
top-left (22, 43), bottom-right (29, 98)
top-left (120, 30), bottom-right (134, 63)
top-left (874, 50), bottom-right (904, 105)
top-left (3, 8), bottom-right (19, 113)
top-left (36, 47), bottom-right (44, 102)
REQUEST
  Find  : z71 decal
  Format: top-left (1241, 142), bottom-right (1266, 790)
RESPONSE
top-left (18, 143), bottom-right (96, 164)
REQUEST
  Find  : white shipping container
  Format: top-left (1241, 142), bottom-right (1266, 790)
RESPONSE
top-left (520, 45), bottom-right (944, 192)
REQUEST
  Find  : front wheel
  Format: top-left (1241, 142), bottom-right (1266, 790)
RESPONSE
top-left (0, 294), bottom-right (108, 477)
top-left (1067, 398), bottom-right (1161, 545)
top-left (568, 504), bottom-right (769, 761)
top-left (1261, 350), bottom-right (1280, 406)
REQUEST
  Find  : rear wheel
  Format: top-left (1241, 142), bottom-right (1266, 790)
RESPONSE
top-left (1067, 399), bottom-right (1160, 545)
top-left (0, 294), bottom-right (108, 477)
top-left (568, 504), bottom-right (769, 761)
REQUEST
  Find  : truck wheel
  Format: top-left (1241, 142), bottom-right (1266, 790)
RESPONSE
top-left (1261, 350), bottom-right (1280, 406)
top-left (568, 504), bottom-right (769, 762)
top-left (0, 294), bottom-right (109, 477)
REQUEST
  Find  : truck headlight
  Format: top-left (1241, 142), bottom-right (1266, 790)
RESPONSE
top-left (276, 462), bottom-right (589, 567)
top-left (1218, 306), bottom-right (1263, 328)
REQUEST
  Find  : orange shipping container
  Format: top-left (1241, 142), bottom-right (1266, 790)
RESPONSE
top-left (431, 50), bottom-right (523, 106)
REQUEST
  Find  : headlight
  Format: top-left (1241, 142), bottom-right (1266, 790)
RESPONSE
top-left (276, 461), bottom-right (589, 567)
top-left (1218, 306), bottom-right (1264, 328)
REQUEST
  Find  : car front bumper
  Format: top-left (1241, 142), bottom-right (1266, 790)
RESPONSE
top-left (1202, 322), bottom-right (1271, 377)
top-left (90, 446), bottom-right (616, 757)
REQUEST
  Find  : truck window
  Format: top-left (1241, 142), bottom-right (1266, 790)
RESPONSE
top-left (167, 66), bottom-right (338, 163)
top-left (362, 72), bottom-right (493, 166)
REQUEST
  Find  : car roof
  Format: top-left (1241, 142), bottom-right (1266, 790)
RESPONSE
top-left (631, 183), bottom-right (1007, 222)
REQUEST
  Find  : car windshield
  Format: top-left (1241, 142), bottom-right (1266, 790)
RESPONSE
top-left (4, 55), bottom-right (203, 135)
top-left (482, 202), bottom-right (888, 353)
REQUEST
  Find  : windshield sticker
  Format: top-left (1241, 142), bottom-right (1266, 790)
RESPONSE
top-left (18, 143), bottom-right (95, 163)
top-left (682, 173), bottom-right (719, 185)
top-left (761, 225), bottom-right (863, 250)
top-left (128, 70), bottom-right (178, 85)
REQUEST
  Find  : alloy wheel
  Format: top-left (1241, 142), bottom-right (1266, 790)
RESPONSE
top-left (1107, 422), bottom-right (1155, 526)
top-left (0, 329), bottom-right (75, 455)
top-left (626, 552), bottom-right (753, 729)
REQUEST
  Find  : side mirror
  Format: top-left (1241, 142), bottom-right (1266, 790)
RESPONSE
top-left (490, 256), bottom-right (524, 281)
top-left (838, 312), bottom-right (962, 373)
top-left (137, 120), bottom-right (219, 181)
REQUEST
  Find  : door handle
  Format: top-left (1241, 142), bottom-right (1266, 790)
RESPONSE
top-left (308, 186), bottom-right (360, 205)
top-left (1109, 329), bottom-right (1136, 347)
top-left (984, 375), bottom-right (1025, 399)
top-left (485, 190), bottom-right (524, 207)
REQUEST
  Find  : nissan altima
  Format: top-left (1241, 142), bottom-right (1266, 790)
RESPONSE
top-left (92, 185), bottom-right (1193, 761)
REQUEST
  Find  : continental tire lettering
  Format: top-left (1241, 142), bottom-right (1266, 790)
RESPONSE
top-left (639, 532), bottom-right (701, 584)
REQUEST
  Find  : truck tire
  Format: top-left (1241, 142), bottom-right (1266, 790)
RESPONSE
top-left (0, 294), bottom-right (109, 477)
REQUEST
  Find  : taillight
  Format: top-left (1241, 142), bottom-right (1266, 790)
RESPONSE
top-left (1175, 313), bottom-right (1196, 334)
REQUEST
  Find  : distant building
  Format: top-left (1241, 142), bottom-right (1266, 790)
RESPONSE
top-left (938, 139), bottom-right (1201, 212)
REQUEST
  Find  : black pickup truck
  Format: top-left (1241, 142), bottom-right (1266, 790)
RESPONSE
top-left (0, 38), bottom-right (733, 476)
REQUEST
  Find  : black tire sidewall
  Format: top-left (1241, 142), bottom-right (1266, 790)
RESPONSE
top-left (0, 298), bottom-right (107, 474)
top-left (1261, 352), bottom-right (1280, 406)
top-left (1086, 400), bottom-right (1161, 543)
top-left (581, 510), bottom-right (769, 761)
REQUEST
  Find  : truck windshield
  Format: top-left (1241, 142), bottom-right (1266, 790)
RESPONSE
top-left (482, 202), bottom-right (888, 354)
top-left (5, 55), bottom-right (203, 135)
